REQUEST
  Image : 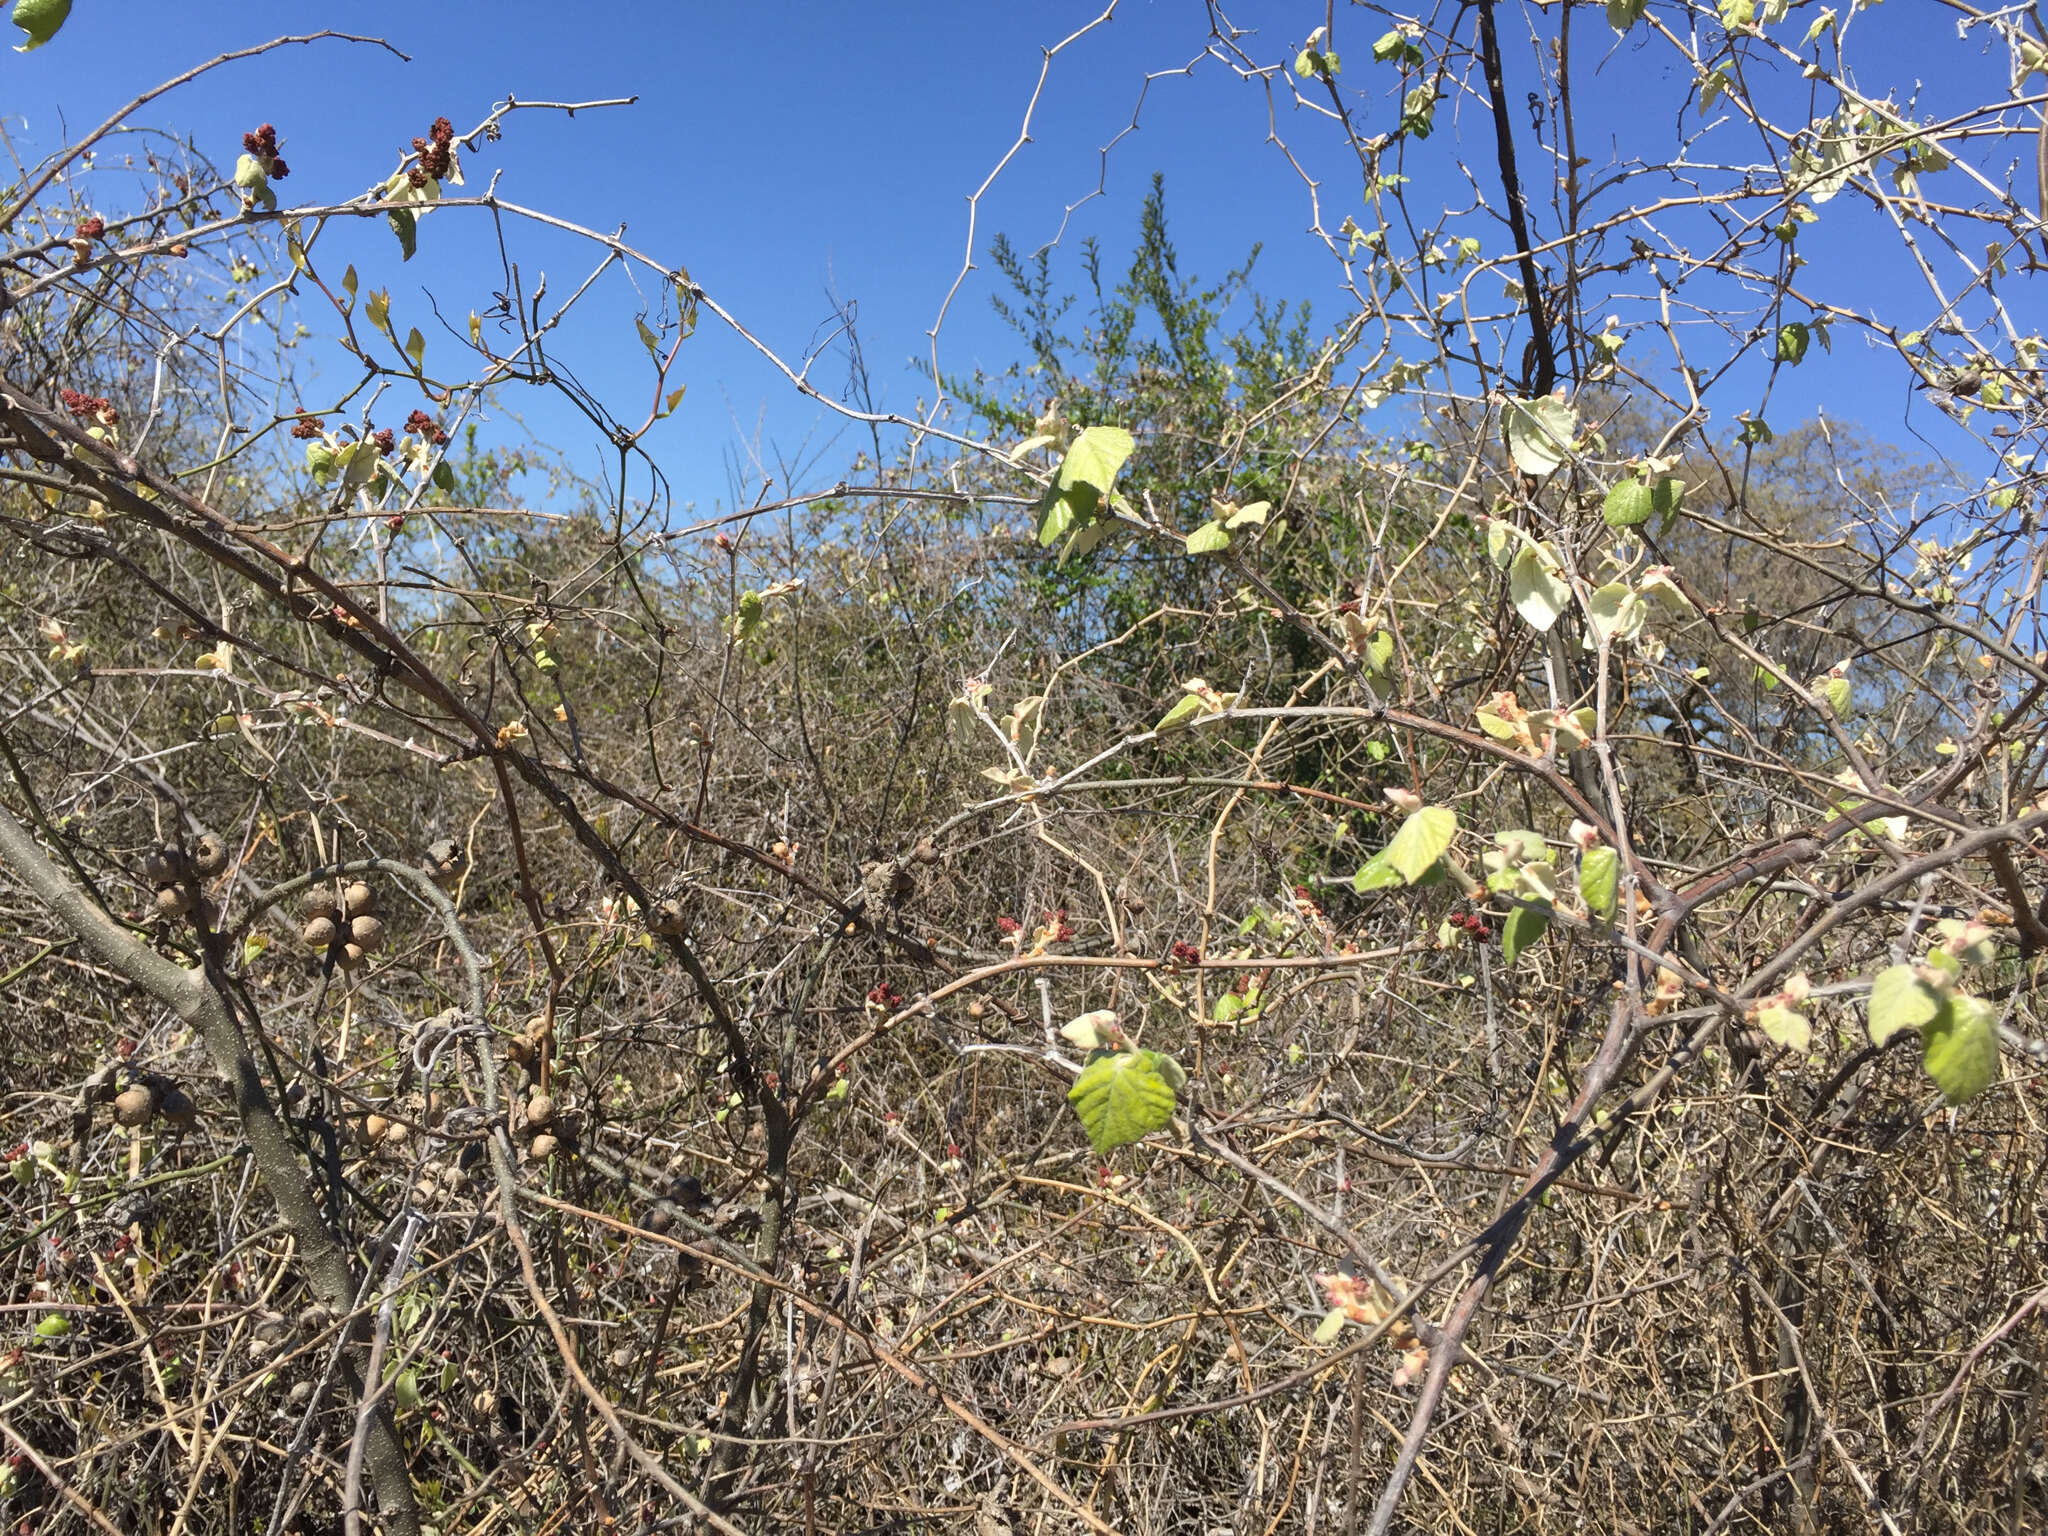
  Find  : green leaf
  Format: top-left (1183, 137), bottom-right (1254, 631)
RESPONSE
top-left (1036, 489), bottom-right (1076, 548)
top-left (1923, 993), bottom-right (1999, 1105)
top-left (1502, 904), bottom-right (1549, 965)
top-left (393, 1368), bottom-right (423, 1413)
top-left (1363, 629), bottom-right (1395, 677)
top-left (1387, 805), bottom-right (1457, 884)
top-left (1776, 322), bottom-right (1810, 365)
top-left (1509, 544), bottom-right (1570, 632)
top-left (1579, 846), bottom-right (1619, 920)
top-left (365, 289), bottom-right (393, 339)
top-left (1603, 480), bottom-right (1654, 527)
top-left (636, 317), bottom-right (661, 358)
top-left (1156, 693), bottom-right (1206, 732)
top-left (34, 1313), bottom-right (72, 1338)
top-left (405, 327), bottom-right (427, 373)
top-left (1867, 964), bottom-right (1942, 1045)
top-left (1353, 849), bottom-right (1404, 892)
top-left (1586, 582), bottom-right (1645, 646)
top-left (388, 206), bottom-right (417, 262)
top-left (1756, 1003), bottom-right (1811, 1053)
top-left (1185, 521), bottom-right (1231, 555)
top-left (1058, 426), bottom-right (1135, 498)
top-left (1607, 0), bottom-right (1647, 29)
top-left (1067, 1048), bottom-right (1181, 1154)
top-left (1503, 395), bottom-right (1577, 476)
top-left (10, 0), bottom-right (68, 49)
top-left (732, 589), bottom-right (765, 642)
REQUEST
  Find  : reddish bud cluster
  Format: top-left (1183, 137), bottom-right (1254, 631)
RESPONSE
top-left (995, 915), bottom-right (1022, 936)
top-left (241, 123), bottom-right (289, 179)
top-left (1449, 911), bottom-right (1494, 942)
top-left (75, 217), bottom-right (105, 241)
top-left (58, 388), bottom-right (114, 421)
top-left (1044, 908), bottom-right (1076, 942)
top-left (404, 408), bottom-right (449, 445)
top-left (1170, 940), bottom-right (1202, 965)
top-left (866, 982), bottom-right (903, 1008)
top-left (411, 115), bottom-right (456, 181)
top-left (369, 428), bottom-right (396, 455)
top-left (289, 416), bottom-right (325, 439)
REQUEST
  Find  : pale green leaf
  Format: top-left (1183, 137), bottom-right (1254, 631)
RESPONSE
top-left (1603, 481), bottom-right (1654, 528)
top-left (1058, 426), bottom-right (1135, 496)
top-left (1923, 993), bottom-right (1999, 1105)
top-left (1867, 963), bottom-right (1942, 1045)
top-left (1387, 805), bottom-right (1457, 884)
top-left (1068, 1048), bottom-right (1181, 1154)
top-left (1185, 522), bottom-right (1231, 555)
top-left (1757, 1003), bottom-right (1811, 1053)
top-left (1353, 849), bottom-right (1404, 892)
top-left (1509, 544), bottom-right (1570, 632)
top-left (1156, 694), bottom-right (1206, 732)
top-left (1579, 846), bottom-right (1619, 920)
top-left (11, 0), bottom-right (69, 49)
top-left (1502, 904), bottom-right (1549, 965)
top-left (1503, 396), bottom-right (1577, 476)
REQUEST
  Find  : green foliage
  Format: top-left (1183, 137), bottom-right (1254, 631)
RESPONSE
top-left (1068, 1047), bottom-right (1184, 1154)
top-left (1387, 805), bottom-right (1457, 884)
top-left (10, 0), bottom-right (69, 51)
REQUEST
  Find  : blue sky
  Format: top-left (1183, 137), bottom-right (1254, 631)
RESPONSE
top-left (5, 2), bottom-right (2029, 512)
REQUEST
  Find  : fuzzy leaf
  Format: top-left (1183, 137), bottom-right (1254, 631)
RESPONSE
top-left (1068, 1048), bottom-right (1181, 1154)
top-left (1185, 522), bottom-right (1231, 555)
top-left (1578, 845), bottom-right (1619, 920)
top-left (1509, 544), bottom-right (1571, 632)
top-left (1504, 396), bottom-right (1577, 476)
top-left (1353, 849), bottom-right (1404, 892)
top-left (1502, 904), bottom-right (1548, 965)
top-left (1867, 964), bottom-right (1941, 1045)
top-left (1387, 805), bottom-right (1457, 884)
top-left (1756, 1003), bottom-right (1811, 1053)
top-left (10, 0), bottom-right (68, 49)
top-left (1922, 993), bottom-right (1999, 1105)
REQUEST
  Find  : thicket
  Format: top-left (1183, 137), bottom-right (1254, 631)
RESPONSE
top-left (3, 4), bottom-right (2047, 1535)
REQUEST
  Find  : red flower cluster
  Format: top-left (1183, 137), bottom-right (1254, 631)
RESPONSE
top-left (409, 115), bottom-right (456, 188)
top-left (866, 982), bottom-right (903, 1008)
top-left (75, 217), bottom-right (105, 241)
top-left (1044, 909), bottom-right (1076, 942)
top-left (289, 416), bottom-right (325, 439)
top-left (58, 388), bottom-right (114, 421)
top-left (369, 427), bottom-right (396, 455)
top-left (405, 408), bottom-right (449, 445)
top-left (1170, 940), bottom-right (1202, 965)
top-left (241, 123), bottom-right (289, 179)
top-left (1448, 911), bottom-right (1493, 943)
top-left (995, 915), bottom-right (1022, 936)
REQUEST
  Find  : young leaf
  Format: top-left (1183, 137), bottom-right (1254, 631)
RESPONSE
top-left (1060, 1010), bottom-right (1121, 1051)
top-left (1503, 396), bottom-right (1577, 476)
top-left (1603, 480), bottom-right (1654, 527)
top-left (1502, 904), bottom-right (1549, 965)
top-left (731, 590), bottom-right (765, 642)
top-left (1922, 992), bottom-right (1999, 1105)
top-left (1156, 693), bottom-right (1206, 732)
top-left (405, 327), bottom-right (427, 373)
top-left (1067, 1048), bottom-right (1180, 1154)
top-left (1058, 426), bottom-right (1135, 497)
top-left (1607, 0), bottom-right (1647, 29)
top-left (388, 207), bottom-right (418, 262)
top-left (365, 289), bottom-right (393, 339)
top-left (1867, 964), bottom-right (1942, 1045)
top-left (1353, 849), bottom-right (1404, 892)
top-left (1509, 544), bottom-right (1570, 632)
top-left (1185, 521), bottom-right (1231, 555)
top-left (1756, 1003), bottom-right (1811, 1053)
top-left (636, 317), bottom-right (661, 358)
top-left (1579, 845), bottom-right (1619, 920)
top-left (1387, 804), bottom-right (1457, 884)
top-left (11, 0), bottom-right (69, 50)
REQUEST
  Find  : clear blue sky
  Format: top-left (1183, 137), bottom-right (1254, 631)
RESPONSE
top-left (4, 2), bottom-right (2023, 511)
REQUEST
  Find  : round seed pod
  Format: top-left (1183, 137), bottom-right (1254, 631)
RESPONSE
top-left (524, 1093), bottom-right (554, 1128)
top-left (966, 998), bottom-right (986, 1021)
top-left (343, 881), bottom-right (376, 918)
top-left (303, 889), bottom-right (340, 923)
top-left (645, 897), bottom-right (688, 936)
top-left (470, 1389), bottom-right (495, 1416)
top-left (188, 833), bottom-right (228, 879)
top-left (246, 1335), bottom-right (275, 1362)
top-left (142, 846), bottom-right (186, 885)
top-left (348, 914), bottom-right (384, 951)
top-left (425, 837), bottom-right (467, 887)
top-left (610, 1343), bottom-right (637, 1370)
top-left (337, 942), bottom-right (367, 971)
top-left (289, 1380), bottom-right (316, 1407)
top-left (302, 916), bottom-right (338, 949)
top-left (381, 1120), bottom-right (408, 1148)
top-left (299, 1305), bottom-right (333, 1335)
top-left (523, 1014), bottom-right (551, 1043)
top-left (113, 1085), bottom-right (154, 1127)
top-left (154, 883), bottom-right (194, 918)
top-left (505, 1035), bottom-right (535, 1067)
top-left (912, 837), bottom-right (939, 866)
top-left (644, 1202), bottom-right (676, 1235)
top-left (527, 1133), bottom-right (559, 1163)
top-left (363, 1114), bottom-right (389, 1145)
